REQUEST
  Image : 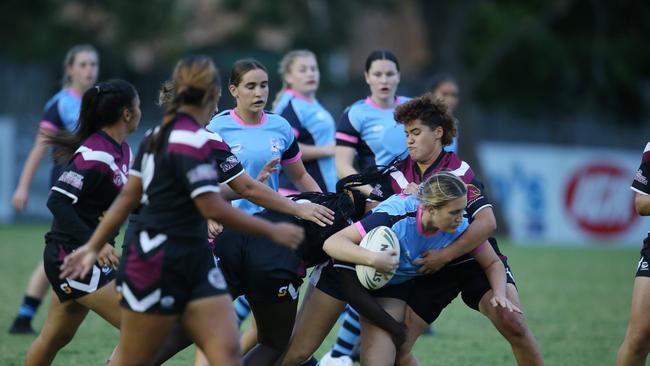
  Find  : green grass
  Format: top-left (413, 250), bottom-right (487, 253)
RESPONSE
top-left (0, 223), bottom-right (640, 365)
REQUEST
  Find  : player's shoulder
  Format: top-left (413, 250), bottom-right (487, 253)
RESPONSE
top-left (642, 141), bottom-right (650, 163)
top-left (375, 194), bottom-right (418, 216)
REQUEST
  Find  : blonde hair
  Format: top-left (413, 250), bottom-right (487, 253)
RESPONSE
top-left (150, 56), bottom-right (221, 151)
top-left (272, 49), bottom-right (317, 110)
top-left (416, 171), bottom-right (467, 208)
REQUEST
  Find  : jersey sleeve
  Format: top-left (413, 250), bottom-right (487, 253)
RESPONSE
top-left (632, 142), bottom-right (650, 195)
top-left (212, 140), bottom-right (245, 184)
top-left (279, 101), bottom-right (304, 140)
top-left (39, 102), bottom-right (62, 132)
top-left (129, 138), bottom-right (147, 178)
top-left (168, 130), bottom-right (222, 199)
top-left (353, 211), bottom-right (401, 237)
top-left (336, 108), bottom-right (361, 148)
top-left (465, 177), bottom-right (492, 219)
top-left (50, 155), bottom-right (105, 204)
top-left (281, 125), bottom-right (302, 164)
top-left (368, 173), bottom-right (396, 201)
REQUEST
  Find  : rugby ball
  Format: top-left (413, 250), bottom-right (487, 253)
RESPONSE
top-left (356, 226), bottom-right (400, 290)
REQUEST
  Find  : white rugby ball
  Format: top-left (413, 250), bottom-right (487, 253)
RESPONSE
top-left (356, 226), bottom-right (400, 290)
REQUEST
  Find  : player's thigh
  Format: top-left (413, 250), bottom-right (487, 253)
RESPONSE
top-left (397, 306), bottom-right (429, 358)
top-left (38, 295), bottom-right (89, 347)
top-left (280, 286), bottom-right (346, 365)
top-left (626, 277), bottom-right (650, 341)
top-left (360, 298), bottom-right (406, 366)
top-left (182, 294), bottom-right (239, 350)
top-left (113, 309), bottom-right (178, 365)
top-left (76, 280), bottom-right (121, 328)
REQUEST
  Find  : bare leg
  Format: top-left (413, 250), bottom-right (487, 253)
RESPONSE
top-left (110, 309), bottom-right (178, 366)
top-left (182, 295), bottom-right (241, 366)
top-left (359, 298), bottom-right (406, 366)
top-left (25, 261), bottom-right (50, 298)
top-left (241, 314), bottom-right (258, 353)
top-left (478, 284), bottom-right (544, 366)
top-left (617, 277), bottom-right (650, 366)
top-left (395, 306), bottom-right (427, 366)
top-left (24, 295), bottom-right (89, 366)
top-left (279, 285), bottom-right (346, 366)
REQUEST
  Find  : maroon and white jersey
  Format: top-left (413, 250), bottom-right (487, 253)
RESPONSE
top-left (632, 141), bottom-right (650, 249)
top-left (131, 113), bottom-right (236, 242)
top-left (632, 142), bottom-right (650, 196)
top-left (46, 130), bottom-right (131, 246)
top-left (370, 151), bottom-right (492, 219)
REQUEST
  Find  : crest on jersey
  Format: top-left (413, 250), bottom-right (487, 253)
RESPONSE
top-left (270, 138), bottom-right (281, 153)
top-left (466, 183), bottom-right (482, 202)
top-left (219, 155), bottom-right (240, 172)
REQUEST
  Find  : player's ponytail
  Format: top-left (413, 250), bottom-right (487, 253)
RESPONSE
top-left (149, 56), bottom-right (221, 152)
top-left (46, 79), bottom-right (137, 164)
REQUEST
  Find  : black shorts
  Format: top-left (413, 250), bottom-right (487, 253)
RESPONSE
top-left (44, 242), bottom-right (115, 302)
top-left (311, 260), bottom-right (413, 301)
top-left (635, 244), bottom-right (650, 277)
top-left (407, 257), bottom-right (517, 324)
top-left (214, 229), bottom-right (303, 305)
top-left (121, 215), bottom-right (139, 250)
top-left (116, 230), bottom-right (229, 314)
top-left (310, 260), bottom-right (347, 301)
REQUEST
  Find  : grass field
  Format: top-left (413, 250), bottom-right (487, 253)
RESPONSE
top-left (0, 223), bottom-right (641, 365)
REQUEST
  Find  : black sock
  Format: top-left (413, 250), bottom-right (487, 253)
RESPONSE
top-left (17, 295), bottom-right (42, 319)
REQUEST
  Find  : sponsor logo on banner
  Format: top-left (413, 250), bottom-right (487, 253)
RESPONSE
top-left (564, 163), bottom-right (637, 236)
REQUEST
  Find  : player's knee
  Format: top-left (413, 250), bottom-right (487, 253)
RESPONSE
top-left (495, 310), bottom-right (528, 340)
top-left (42, 330), bottom-right (75, 351)
top-left (284, 345), bottom-right (313, 365)
top-left (626, 326), bottom-right (650, 353)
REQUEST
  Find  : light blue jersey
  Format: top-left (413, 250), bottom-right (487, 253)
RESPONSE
top-left (39, 88), bottom-right (82, 133)
top-left (336, 96), bottom-right (410, 172)
top-left (354, 194), bottom-right (469, 285)
top-left (207, 110), bottom-right (301, 214)
top-left (274, 90), bottom-right (336, 192)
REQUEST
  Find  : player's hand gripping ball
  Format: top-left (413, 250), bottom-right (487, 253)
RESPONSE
top-left (356, 226), bottom-right (400, 290)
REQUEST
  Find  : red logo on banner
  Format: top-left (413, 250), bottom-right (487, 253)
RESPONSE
top-left (564, 163), bottom-right (637, 236)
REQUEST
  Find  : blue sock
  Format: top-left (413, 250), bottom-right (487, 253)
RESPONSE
top-left (17, 296), bottom-right (41, 319)
top-left (331, 306), bottom-right (360, 358)
top-left (300, 356), bottom-right (318, 366)
top-left (233, 296), bottom-right (251, 326)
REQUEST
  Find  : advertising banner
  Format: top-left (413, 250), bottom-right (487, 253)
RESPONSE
top-left (478, 142), bottom-right (650, 246)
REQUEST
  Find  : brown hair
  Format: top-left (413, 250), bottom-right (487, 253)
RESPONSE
top-left (229, 58), bottom-right (267, 87)
top-left (150, 56), bottom-right (221, 151)
top-left (47, 79), bottom-right (137, 164)
top-left (394, 93), bottom-right (457, 146)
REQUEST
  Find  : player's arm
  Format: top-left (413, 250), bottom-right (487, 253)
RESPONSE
top-left (298, 142), bottom-right (335, 161)
top-left (193, 192), bottom-right (303, 249)
top-left (472, 242), bottom-right (522, 313)
top-left (282, 159), bottom-right (322, 193)
top-left (415, 207), bottom-right (496, 274)
top-left (12, 130), bottom-right (50, 211)
top-left (335, 146), bottom-right (374, 197)
top-left (635, 192), bottom-right (650, 216)
top-left (324, 224), bottom-right (397, 273)
top-left (223, 170), bottom-right (334, 227)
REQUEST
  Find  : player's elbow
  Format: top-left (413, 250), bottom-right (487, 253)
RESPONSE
top-left (635, 193), bottom-right (650, 216)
